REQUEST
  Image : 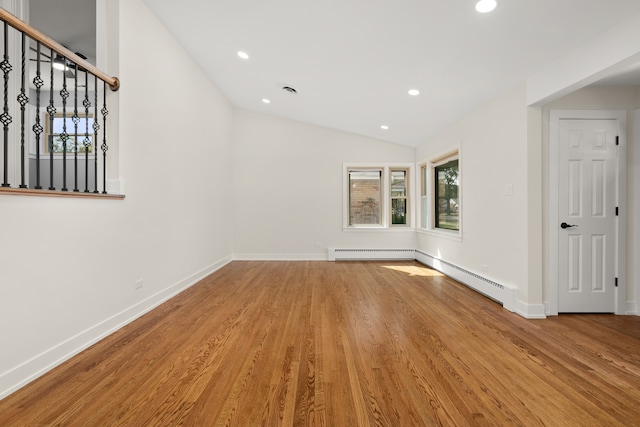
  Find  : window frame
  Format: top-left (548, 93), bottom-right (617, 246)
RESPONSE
top-left (41, 112), bottom-right (96, 158)
top-left (389, 168), bottom-right (410, 227)
top-left (434, 158), bottom-right (459, 231)
top-left (347, 168), bottom-right (384, 227)
top-left (420, 163), bottom-right (428, 229)
top-left (417, 148), bottom-right (462, 240)
top-left (343, 163), bottom-right (415, 230)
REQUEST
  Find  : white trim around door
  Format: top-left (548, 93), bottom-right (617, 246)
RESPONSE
top-left (548, 110), bottom-right (627, 315)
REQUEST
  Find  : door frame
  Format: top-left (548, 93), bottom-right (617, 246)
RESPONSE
top-left (548, 110), bottom-right (627, 315)
top-left (635, 109), bottom-right (640, 316)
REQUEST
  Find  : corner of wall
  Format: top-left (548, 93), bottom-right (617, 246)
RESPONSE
top-left (634, 109), bottom-right (640, 314)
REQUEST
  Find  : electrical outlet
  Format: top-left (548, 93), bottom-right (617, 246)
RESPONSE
top-left (134, 279), bottom-right (143, 290)
top-left (314, 242), bottom-right (322, 247)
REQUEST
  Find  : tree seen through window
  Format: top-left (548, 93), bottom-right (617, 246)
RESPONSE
top-left (434, 159), bottom-right (459, 230)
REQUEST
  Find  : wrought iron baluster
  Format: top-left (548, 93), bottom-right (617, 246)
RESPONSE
top-left (0, 9), bottom-right (120, 195)
top-left (72, 66), bottom-right (79, 192)
top-left (1, 22), bottom-right (12, 187)
top-left (93, 75), bottom-right (99, 193)
top-left (47, 48), bottom-right (56, 190)
top-left (17, 32), bottom-right (28, 188)
top-left (101, 81), bottom-right (108, 194)
top-left (83, 70), bottom-right (90, 192)
top-left (60, 58), bottom-right (69, 191)
top-left (32, 41), bottom-right (44, 189)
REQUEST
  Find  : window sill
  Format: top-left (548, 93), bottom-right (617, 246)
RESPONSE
top-left (0, 187), bottom-right (125, 200)
top-left (29, 154), bottom-right (97, 160)
top-left (343, 226), bottom-right (416, 232)
top-left (417, 228), bottom-right (463, 242)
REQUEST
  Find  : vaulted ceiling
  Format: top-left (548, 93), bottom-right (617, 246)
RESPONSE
top-left (32, 0), bottom-right (640, 147)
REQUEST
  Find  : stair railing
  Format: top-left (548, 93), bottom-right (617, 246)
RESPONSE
top-left (0, 7), bottom-right (121, 198)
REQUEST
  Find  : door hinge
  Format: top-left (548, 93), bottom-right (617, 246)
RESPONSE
top-left (616, 136), bottom-right (619, 146)
top-left (616, 206), bottom-right (619, 216)
top-left (615, 277), bottom-right (618, 287)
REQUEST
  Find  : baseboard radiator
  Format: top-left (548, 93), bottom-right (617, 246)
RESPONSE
top-left (414, 250), bottom-right (517, 312)
top-left (328, 248), bottom-right (416, 261)
top-left (328, 247), bottom-right (516, 312)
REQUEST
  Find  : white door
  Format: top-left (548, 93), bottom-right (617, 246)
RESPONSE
top-left (558, 118), bottom-right (617, 312)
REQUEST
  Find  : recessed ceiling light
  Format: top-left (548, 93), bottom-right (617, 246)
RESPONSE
top-left (408, 89), bottom-right (420, 96)
top-left (262, 98), bottom-right (271, 104)
top-left (237, 51), bottom-right (249, 60)
top-left (475, 0), bottom-right (497, 13)
top-left (380, 125), bottom-right (389, 130)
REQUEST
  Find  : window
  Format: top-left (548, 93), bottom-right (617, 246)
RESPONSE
top-left (420, 164), bottom-right (427, 228)
top-left (45, 114), bottom-right (95, 154)
top-left (344, 164), bottom-right (414, 229)
top-left (434, 158), bottom-right (459, 230)
top-left (390, 169), bottom-right (408, 225)
top-left (348, 170), bottom-right (382, 226)
top-left (418, 150), bottom-right (461, 237)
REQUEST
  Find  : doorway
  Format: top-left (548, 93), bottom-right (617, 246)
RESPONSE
top-left (549, 110), bottom-right (627, 314)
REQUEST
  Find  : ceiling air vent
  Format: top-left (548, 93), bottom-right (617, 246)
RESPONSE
top-left (281, 85), bottom-right (298, 94)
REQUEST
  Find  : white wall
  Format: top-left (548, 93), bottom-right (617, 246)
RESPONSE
top-left (527, 12), bottom-right (640, 105)
top-left (415, 84), bottom-right (543, 316)
top-left (232, 110), bottom-right (417, 259)
top-left (0, 0), bottom-right (234, 398)
top-left (541, 85), bottom-right (640, 314)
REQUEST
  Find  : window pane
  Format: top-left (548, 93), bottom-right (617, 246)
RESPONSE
top-left (391, 170), bottom-right (408, 225)
top-left (47, 115), bottom-right (95, 154)
top-left (421, 196), bottom-right (428, 228)
top-left (390, 170), bottom-right (406, 197)
top-left (391, 198), bottom-right (406, 224)
top-left (52, 116), bottom-right (94, 133)
top-left (48, 135), bottom-right (93, 153)
top-left (420, 165), bottom-right (427, 228)
top-left (349, 170), bottom-right (381, 225)
top-left (435, 159), bottom-right (459, 230)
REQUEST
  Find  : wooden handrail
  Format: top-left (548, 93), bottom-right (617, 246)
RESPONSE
top-left (0, 7), bottom-right (119, 91)
top-left (0, 187), bottom-right (125, 199)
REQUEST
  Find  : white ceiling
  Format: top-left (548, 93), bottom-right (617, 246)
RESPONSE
top-left (29, 0), bottom-right (97, 65)
top-left (42, 0), bottom-right (640, 147)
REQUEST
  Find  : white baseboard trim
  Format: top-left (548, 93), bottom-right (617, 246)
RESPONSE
top-left (328, 248), bottom-right (416, 261)
top-left (514, 300), bottom-right (547, 319)
top-left (0, 255), bottom-right (232, 401)
top-left (233, 253), bottom-right (327, 261)
top-left (625, 302), bottom-right (639, 316)
top-left (545, 302), bottom-right (637, 317)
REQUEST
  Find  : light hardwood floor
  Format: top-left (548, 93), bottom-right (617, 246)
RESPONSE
top-left (1, 261), bottom-right (639, 426)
